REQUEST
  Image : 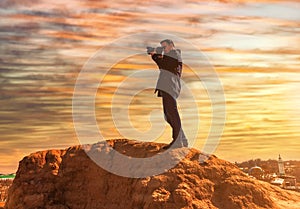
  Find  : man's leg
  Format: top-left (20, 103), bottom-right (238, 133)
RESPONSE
top-left (162, 91), bottom-right (183, 147)
top-left (179, 129), bottom-right (188, 147)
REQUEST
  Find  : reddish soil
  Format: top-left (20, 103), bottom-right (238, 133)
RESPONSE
top-left (4, 139), bottom-right (300, 209)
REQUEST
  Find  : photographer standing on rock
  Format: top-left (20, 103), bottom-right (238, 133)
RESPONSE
top-left (147, 39), bottom-right (188, 149)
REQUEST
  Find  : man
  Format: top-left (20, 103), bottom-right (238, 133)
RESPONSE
top-left (148, 39), bottom-right (188, 149)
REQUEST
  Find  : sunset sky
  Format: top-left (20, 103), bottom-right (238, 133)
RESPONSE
top-left (0, 0), bottom-right (299, 173)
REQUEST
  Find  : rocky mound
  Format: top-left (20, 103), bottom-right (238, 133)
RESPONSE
top-left (5, 139), bottom-right (300, 209)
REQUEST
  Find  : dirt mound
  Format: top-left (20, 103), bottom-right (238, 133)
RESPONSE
top-left (5, 139), bottom-right (300, 209)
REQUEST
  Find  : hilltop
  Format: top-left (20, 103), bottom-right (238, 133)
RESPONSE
top-left (4, 139), bottom-right (300, 209)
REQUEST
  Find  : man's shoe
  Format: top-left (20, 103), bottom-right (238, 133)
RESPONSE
top-left (162, 141), bottom-right (183, 149)
top-left (182, 138), bottom-right (188, 147)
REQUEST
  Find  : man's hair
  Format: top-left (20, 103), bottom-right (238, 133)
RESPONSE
top-left (160, 39), bottom-right (175, 47)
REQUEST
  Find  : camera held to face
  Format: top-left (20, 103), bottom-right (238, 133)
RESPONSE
top-left (146, 46), bottom-right (164, 55)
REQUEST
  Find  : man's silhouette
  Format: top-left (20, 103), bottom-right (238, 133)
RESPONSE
top-left (149, 39), bottom-right (188, 149)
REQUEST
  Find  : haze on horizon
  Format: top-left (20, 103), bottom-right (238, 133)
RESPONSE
top-left (0, 0), bottom-right (299, 173)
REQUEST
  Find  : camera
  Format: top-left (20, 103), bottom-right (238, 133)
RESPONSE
top-left (147, 46), bottom-right (164, 55)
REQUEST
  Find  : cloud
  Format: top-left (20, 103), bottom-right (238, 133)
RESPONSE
top-left (0, 0), bottom-right (41, 8)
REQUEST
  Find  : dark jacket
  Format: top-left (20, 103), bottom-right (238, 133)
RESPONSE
top-left (151, 49), bottom-right (182, 77)
top-left (152, 49), bottom-right (183, 97)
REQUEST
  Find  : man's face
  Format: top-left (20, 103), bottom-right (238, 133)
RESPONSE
top-left (161, 42), bottom-right (172, 53)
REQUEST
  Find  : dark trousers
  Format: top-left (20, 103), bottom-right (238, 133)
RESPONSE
top-left (161, 91), bottom-right (183, 144)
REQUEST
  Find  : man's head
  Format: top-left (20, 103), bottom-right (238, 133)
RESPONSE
top-left (160, 39), bottom-right (175, 53)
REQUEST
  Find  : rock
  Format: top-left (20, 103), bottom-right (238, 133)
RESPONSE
top-left (4, 139), bottom-right (300, 209)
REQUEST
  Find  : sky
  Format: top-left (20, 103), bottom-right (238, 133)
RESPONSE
top-left (0, 0), bottom-right (299, 173)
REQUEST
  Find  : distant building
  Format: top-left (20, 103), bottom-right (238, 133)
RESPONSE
top-left (249, 166), bottom-right (264, 180)
top-left (278, 155), bottom-right (285, 176)
top-left (270, 178), bottom-right (285, 187)
top-left (272, 155), bottom-right (298, 191)
top-left (237, 156), bottom-right (299, 191)
top-left (270, 176), bottom-right (297, 190)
